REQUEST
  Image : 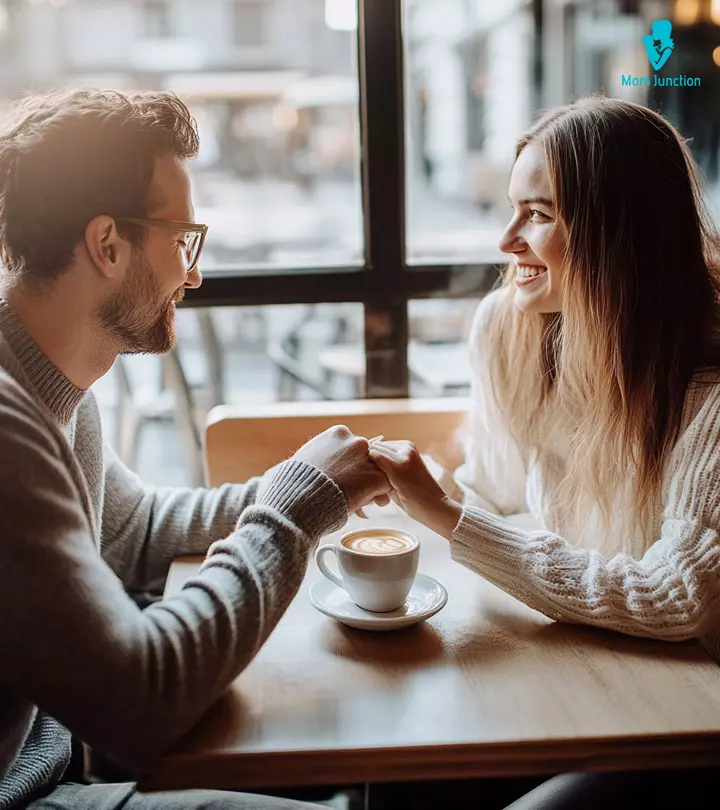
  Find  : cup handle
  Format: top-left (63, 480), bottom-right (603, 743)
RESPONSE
top-left (315, 545), bottom-right (343, 588)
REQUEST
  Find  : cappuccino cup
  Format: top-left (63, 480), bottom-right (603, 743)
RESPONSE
top-left (315, 528), bottom-right (420, 613)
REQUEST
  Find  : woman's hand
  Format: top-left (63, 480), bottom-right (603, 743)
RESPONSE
top-left (368, 440), bottom-right (463, 539)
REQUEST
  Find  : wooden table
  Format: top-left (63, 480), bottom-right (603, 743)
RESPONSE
top-left (140, 512), bottom-right (720, 792)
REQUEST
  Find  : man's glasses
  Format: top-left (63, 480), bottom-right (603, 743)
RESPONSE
top-left (115, 217), bottom-right (208, 271)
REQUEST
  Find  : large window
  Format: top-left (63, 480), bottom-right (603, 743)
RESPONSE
top-left (404, 0), bottom-right (528, 265)
top-left (95, 304), bottom-right (365, 485)
top-left (0, 0), bottom-right (363, 272)
top-left (2, 0), bottom-right (719, 485)
top-left (233, 0), bottom-right (267, 46)
top-left (144, 0), bottom-right (172, 38)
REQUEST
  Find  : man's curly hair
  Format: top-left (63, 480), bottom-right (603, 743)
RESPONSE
top-left (0, 88), bottom-right (199, 285)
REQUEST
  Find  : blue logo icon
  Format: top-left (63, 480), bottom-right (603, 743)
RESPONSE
top-left (642, 20), bottom-right (674, 71)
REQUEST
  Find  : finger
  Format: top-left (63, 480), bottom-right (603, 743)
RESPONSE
top-left (370, 440), bottom-right (404, 453)
top-left (368, 435), bottom-right (385, 445)
top-left (355, 507), bottom-right (368, 519)
top-left (368, 446), bottom-right (395, 463)
top-left (366, 466), bottom-right (394, 502)
top-left (368, 448), bottom-right (402, 484)
top-left (369, 445), bottom-right (400, 462)
top-left (373, 493), bottom-right (391, 508)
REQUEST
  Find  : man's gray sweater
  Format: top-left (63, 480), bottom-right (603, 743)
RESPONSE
top-left (0, 298), bottom-right (348, 808)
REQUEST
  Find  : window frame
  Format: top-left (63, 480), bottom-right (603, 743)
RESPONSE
top-left (181, 0), bottom-right (542, 397)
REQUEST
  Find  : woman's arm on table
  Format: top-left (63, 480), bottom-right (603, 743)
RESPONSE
top-left (370, 439), bottom-right (720, 643)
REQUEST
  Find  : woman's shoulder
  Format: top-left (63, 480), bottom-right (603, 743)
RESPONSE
top-left (685, 370), bottom-right (720, 419)
top-left (469, 286), bottom-right (509, 344)
top-left (674, 371), bottom-right (720, 461)
top-left (666, 373), bottom-right (720, 521)
top-left (687, 368), bottom-right (720, 405)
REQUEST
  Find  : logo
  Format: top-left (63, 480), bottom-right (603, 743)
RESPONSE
top-left (642, 20), bottom-right (674, 71)
top-left (621, 19), bottom-right (700, 87)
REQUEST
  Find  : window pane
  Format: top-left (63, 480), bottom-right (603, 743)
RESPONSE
top-left (0, 0), bottom-right (363, 272)
top-left (404, 0), bottom-right (523, 264)
top-left (233, 1), bottom-right (267, 46)
top-left (144, 0), bottom-right (172, 38)
top-left (405, 0), bottom-right (720, 265)
top-left (408, 298), bottom-right (475, 398)
top-left (557, 0), bottom-right (720, 216)
top-left (95, 303), bottom-right (364, 486)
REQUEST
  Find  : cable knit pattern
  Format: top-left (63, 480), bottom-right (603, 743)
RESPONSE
top-left (257, 458), bottom-right (348, 540)
top-left (451, 290), bottom-right (720, 656)
top-left (0, 298), bottom-right (348, 809)
top-left (0, 713), bottom-right (70, 809)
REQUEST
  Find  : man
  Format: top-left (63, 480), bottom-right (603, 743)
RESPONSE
top-left (0, 89), bottom-right (390, 810)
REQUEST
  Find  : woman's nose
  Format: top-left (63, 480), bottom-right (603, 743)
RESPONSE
top-left (498, 221), bottom-right (526, 255)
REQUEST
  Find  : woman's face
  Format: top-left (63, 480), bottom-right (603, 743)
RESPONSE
top-left (499, 143), bottom-right (568, 314)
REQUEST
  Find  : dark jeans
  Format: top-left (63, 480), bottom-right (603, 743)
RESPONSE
top-left (366, 767), bottom-right (719, 809)
top-left (505, 768), bottom-right (719, 810)
top-left (41, 767), bottom-right (719, 808)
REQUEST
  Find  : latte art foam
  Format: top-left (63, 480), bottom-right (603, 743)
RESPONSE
top-left (342, 532), bottom-right (415, 556)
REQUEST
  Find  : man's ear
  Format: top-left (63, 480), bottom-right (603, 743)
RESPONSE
top-left (84, 215), bottom-right (128, 279)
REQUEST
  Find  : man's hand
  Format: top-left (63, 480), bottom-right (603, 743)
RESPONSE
top-left (292, 426), bottom-right (392, 513)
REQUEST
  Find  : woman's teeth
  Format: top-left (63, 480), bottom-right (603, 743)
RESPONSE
top-left (516, 265), bottom-right (548, 287)
top-left (516, 265), bottom-right (548, 279)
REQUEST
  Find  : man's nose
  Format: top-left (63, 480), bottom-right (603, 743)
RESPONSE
top-left (184, 266), bottom-right (202, 290)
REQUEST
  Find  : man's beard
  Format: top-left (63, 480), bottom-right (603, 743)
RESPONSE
top-left (98, 249), bottom-right (184, 356)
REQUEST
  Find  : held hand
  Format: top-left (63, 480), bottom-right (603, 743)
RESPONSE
top-left (292, 425), bottom-right (391, 514)
top-left (368, 440), bottom-right (463, 539)
top-left (354, 435), bottom-right (391, 518)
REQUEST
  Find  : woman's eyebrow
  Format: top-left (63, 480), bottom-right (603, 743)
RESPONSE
top-left (508, 194), bottom-right (555, 207)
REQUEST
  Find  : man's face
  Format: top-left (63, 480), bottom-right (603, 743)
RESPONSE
top-left (98, 155), bottom-right (201, 355)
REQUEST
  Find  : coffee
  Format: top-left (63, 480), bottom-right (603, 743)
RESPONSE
top-left (317, 526), bottom-right (420, 611)
top-left (341, 530), bottom-right (416, 556)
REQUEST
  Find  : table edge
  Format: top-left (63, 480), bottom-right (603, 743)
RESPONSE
top-left (138, 731), bottom-right (720, 792)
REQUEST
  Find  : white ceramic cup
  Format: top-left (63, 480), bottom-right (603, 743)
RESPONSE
top-left (315, 527), bottom-right (420, 613)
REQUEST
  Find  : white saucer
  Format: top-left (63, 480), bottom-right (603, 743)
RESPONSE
top-left (308, 573), bottom-right (448, 632)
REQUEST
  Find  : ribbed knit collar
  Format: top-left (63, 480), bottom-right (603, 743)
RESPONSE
top-left (0, 298), bottom-right (87, 425)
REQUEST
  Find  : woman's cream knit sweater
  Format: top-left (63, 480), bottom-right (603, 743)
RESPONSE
top-left (451, 290), bottom-right (720, 657)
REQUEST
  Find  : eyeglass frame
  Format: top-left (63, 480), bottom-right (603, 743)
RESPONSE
top-left (114, 217), bottom-right (209, 272)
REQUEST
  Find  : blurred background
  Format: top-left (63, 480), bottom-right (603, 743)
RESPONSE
top-left (1, 0), bottom-right (719, 485)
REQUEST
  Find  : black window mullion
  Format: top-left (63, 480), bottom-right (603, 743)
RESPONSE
top-left (358, 0), bottom-right (409, 398)
top-left (180, 263), bottom-right (498, 308)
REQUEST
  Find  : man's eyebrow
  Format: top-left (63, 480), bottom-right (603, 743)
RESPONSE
top-left (508, 194), bottom-right (555, 207)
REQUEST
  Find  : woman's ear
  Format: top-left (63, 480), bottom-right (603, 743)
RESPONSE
top-left (84, 215), bottom-right (128, 279)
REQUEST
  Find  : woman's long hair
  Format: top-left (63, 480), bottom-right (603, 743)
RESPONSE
top-left (486, 95), bottom-right (720, 553)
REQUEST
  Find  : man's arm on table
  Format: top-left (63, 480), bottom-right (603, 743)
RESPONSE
top-left (0, 384), bottom-right (348, 772)
top-left (77, 394), bottom-right (278, 593)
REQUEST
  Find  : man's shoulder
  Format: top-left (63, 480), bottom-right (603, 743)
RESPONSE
top-left (0, 363), bottom-right (42, 418)
top-left (0, 361), bottom-right (64, 463)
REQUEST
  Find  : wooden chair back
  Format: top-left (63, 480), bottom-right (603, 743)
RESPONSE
top-left (204, 398), bottom-right (469, 485)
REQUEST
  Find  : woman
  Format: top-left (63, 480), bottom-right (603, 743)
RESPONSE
top-left (370, 95), bottom-right (720, 808)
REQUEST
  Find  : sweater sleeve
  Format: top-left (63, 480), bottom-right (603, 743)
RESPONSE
top-left (0, 381), bottom-right (348, 773)
top-left (453, 290), bottom-right (529, 515)
top-left (100, 440), bottom-right (280, 594)
top-left (72, 393), bottom-right (279, 594)
top-left (449, 384), bottom-right (720, 642)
